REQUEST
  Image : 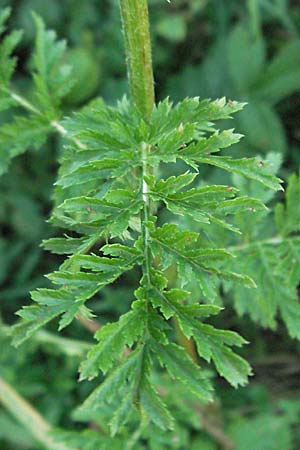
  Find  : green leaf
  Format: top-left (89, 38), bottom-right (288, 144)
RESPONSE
top-left (201, 342), bottom-right (251, 388)
top-left (150, 123), bottom-right (195, 163)
top-left (237, 102), bottom-right (287, 154)
top-left (60, 97), bottom-right (139, 152)
top-left (0, 30), bottom-right (23, 89)
top-left (56, 159), bottom-right (123, 189)
top-left (42, 236), bottom-right (89, 255)
top-left (47, 270), bottom-right (112, 288)
top-left (227, 24), bottom-right (265, 93)
top-left (254, 39), bottom-right (300, 104)
top-left (151, 224), bottom-right (255, 299)
top-left (275, 173), bottom-right (300, 236)
top-left (182, 155), bottom-right (282, 190)
top-left (225, 173), bottom-right (300, 340)
top-left (149, 285), bottom-right (220, 320)
top-left (79, 301), bottom-right (146, 380)
top-left (0, 8), bottom-right (23, 100)
top-left (71, 244), bottom-right (143, 273)
top-left (147, 171), bottom-right (198, 194)
top-left (11, 288), bottom-right (73, 346)
top-left (139, 378), bottom-right (174, 430)
top-left (153, 342), bottom-right (213, 401)
top-left (11, 306), bottom-right (64, 347)
top-left (148, 284), bottom-right (251, 386)
top-left (54, 193), bottom-right (143, 237)
top-left (76, 347), bottom-right (145, 434)
top-left (215, 197), bottom-right (267, 215)
top-left (150, 97), bottom-right (245, 137)
top-left (150, 173), bottom-right (265, 232)
top-left (178, 317), bottom-right (251, 387)
top-left (31, 13), bottom-right (73, 115)
top-left (0, 115), bottom-right (50, 175)
top-left (179, 129), bottom-right (243, 158)
top-left (0, 8), bottom-right (11, 34)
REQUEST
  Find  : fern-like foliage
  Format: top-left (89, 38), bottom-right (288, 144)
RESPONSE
top-left (0, 9), bottom-right (74, 175)
top-left (12, 86), bottom-right (282, 433)
top-left (217, 169), bottom-right (300, 337)
top-left (0, 6), bottom-right (298, 447)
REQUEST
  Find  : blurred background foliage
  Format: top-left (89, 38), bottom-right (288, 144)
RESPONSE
top-left (0, 0), bottom-right (300, 449)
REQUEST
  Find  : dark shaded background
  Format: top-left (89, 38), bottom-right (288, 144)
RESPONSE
top-left (1, 1), bottom-right (300, 449)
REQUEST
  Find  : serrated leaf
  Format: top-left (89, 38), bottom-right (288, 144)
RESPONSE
top-left (151, 174), bottom-right (264, 232)
top-left (181, 155), bottom-right (282, 190)
top-left (225, 174), bottom-right (300, 338)
top-left (79, 301), bottom-right (146, 380)
top-left (140, 378), bottom-right (174, 430)
top-left (150, 97), bottom-right (245, 138)
top-left (11, 289), bottom-right (73, 346)
top-left (147, 171), bottom-right (197, 194)
top-left (0, 115), bottom-right (50, 175)
top-left (275, 173), bottom-right (300, 236)
top-left (11, 306), bottom-right (63, 347)
top-left (42, 236), bottom-right (88, 255)
top-left (152, 342), bottom-right (213, 401)
top-left (210, 346), bottom-right (252, 387)
top-left (177, 317), bottom-right (250, 386)
top-left (56, 159), bottom-right (122, 189)
top-left (179, 129), bottom-right (243, 158)
top-left (54, 194), bottom-right (143, 237)
top-left (0, 29), bottom-right (23, 88)
top-left (151, 224), bottom-right (255, 298)
top-left (31, 13), bottom-right (73, 114)
top-left (71, 245), bottom-right (142, 273)
top-left (148, 282), bottom-right (250, 386)
top-left (215, 196), bottom-right (266, 215)
top-left (149, 285), bottom-right (220, 320)
top-left (76, 347), bottom-right (145, 435)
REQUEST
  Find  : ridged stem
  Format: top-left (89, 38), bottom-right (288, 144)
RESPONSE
top-left (119, 0), bottom-right (154, 330)
top-left (119, 0), bottom-right (155, 119)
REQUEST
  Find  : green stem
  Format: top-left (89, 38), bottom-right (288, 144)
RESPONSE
top-left (0, 377), bottom-right (75, 450)
top-left (5, 324), bottom-right (91, 356)
top-left (119, 0), bottom-right (154, 332)
top-left (173, 317), bottom-right (198, 364)
top-left (119, 0), bottom-right (155, 119)
top-left (1, 87), bottom-right (86, 149)
top-left (124, 414), bottom-right (149, 450)
top-left (247, 0), bottom-right (262, 40)
top-left (141, 142), bottom-right (152, 288)
top-left (227, 235), bottom-right (300, 253)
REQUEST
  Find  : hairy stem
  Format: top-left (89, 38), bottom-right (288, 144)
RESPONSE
top-left (119, 0), bottom-right (155, 321)
top-left (119, 0), bottom-right (155, 119)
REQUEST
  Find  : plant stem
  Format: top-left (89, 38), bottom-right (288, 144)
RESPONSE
top-left (119, 0), bottom-right (155, 119)
top-left (0, 377), bottom-right (76, 450)
top-left (141, 142), bottom-right (152, 289)
top-left (173, 317), bottom-right (198, 364)
top-left (118, 0), bottom-right (198, 368)
top-left (119, 0), bottom-right (155, 331)
top-left (1, 87), bottom-right (86, 148)
top-left (227, 235), bottom-right (300, 253)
